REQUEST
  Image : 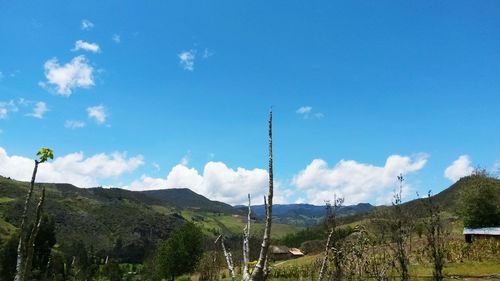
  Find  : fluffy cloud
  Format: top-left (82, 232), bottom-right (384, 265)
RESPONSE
top-left (129, 161), bottom-right (281, 205)
top-left (444, 155), bottom-right (473, 182)
top-left (27, 102), bottom-right (48, 119)
top-left (72, 40), bottom-right (101, 53)
top-left (0, 147), bottom-right (143, 187)
top-left (41, 56), bottom-right (94, 96)
top-left (65, 120), bottom-right (85, 129)
top-left (178, 50), bottom-right (196, 71)
top-left (81, 19), bottom-right (94, 30)
top-left (292, 154), bottom-right (428, 205)
top-left (87, 105), bottom-right (107, 124)
top-left (296, 106), bottom-right (324, 119)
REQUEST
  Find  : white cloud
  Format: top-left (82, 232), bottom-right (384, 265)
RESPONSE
top-left (178, 50), bottom-right (196, 71)
top-left (65, 120), bottom-right (86, 129)
top-left (444, 155), bottom-right (473, 182)
top-left (0, 147), bottom-right (143, 187)
top-left (0, 100), bottom-right (18, 119)
top-left (292, 154), bottom-right (428, 205)
top-left (296, 106), bottom-right (312, 115)
top-left (41, 56), bottom-right (94, 96)
top-left (0, 108), bottom-right (7, 119)
top-left (27, 101), bottom-right (48, 119)
top-left (128, 161), bottom-right (280, 205)
top-left (296, 106), bottom-right (324, 119)
top-left (112, 34), bottom-right (121, 43)
top-left (72, 40), bottom-right (101, 53)
top-left (87, 105), bottom-right (107, 124)
top-left (81, 19), bottom-right (94, 30)
top-left (130, 175), bottom-right (168, 191)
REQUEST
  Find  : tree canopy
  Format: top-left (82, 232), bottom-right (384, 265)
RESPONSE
top-left (460, 174), bottom-right (500, 228)
top-left (157, 222), bottom-right (203, 280)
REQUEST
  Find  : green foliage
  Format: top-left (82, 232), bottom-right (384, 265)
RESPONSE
top-left (32, 215), bottom-right (57, 274)
top-left (36, 147), bottom-right (54, 163)
top-left (157, 222), bottom-right (203, 280)
top-left (276, 227), bottom-right (324, 248)
top-left (0, 232), bottom-right (19, 281)
top-left (459, 174), bottom-right (500, 227)
top-left (102, 260), bottom-right (123, 281)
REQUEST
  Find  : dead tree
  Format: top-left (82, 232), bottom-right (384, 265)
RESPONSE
top-left (423, 191), bottom-right (446, 281)
top-left (249, 109), bottom-right (274, 281)
top-left (391, 174), bottom-right (411, 281)
top-left (216, 235), bottom-right (236, 281)
top-left (14, 148), bottom-right (53, 281)
top-left (242, 194), bottom-right (252, 281)
top-left (318, 196), bottom-right (344, 281)
top-left (23, 186), bottom-right (47, 281)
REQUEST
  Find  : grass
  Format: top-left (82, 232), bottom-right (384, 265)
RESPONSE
top-left (0, 217), bottom-right (17, 240)
top-left (412, 261), bottom-right (500, 277)
top-left (272, 254), bottom-right (500, 279)
top-left (180, 210), bottom-right (303, 238)
top-left (0, 197), bottom-right (15, 203)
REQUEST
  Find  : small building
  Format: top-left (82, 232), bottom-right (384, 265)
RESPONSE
top-left (269, 245), bottom-right (305, 260)
top-left (463, 227), bottom-right (500, 243)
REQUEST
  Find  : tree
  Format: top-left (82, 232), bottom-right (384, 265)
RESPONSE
top-left (318, 196), bottom-right (344, 281)
top-left (242, 194), bottom-right (252, 281)
top-left (459, 174), bottom-right (500, 228)
top-left (157, 222), bottom-right (203, 280)
top-left (422, 191), bottom-right (447, 281)
top-left (14, 147), bottom-right (53, 281)
top-left (390, 174), bottom-right (412, 281)
top-left (250, 109), bottom-right (274, 281)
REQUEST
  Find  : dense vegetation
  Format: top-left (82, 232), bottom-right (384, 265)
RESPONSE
top-left (0, 172), bottom-right (498, 280)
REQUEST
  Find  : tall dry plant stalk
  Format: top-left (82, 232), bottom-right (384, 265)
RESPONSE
top-left (14, 148), bottom-right (53, 281)
top-left (249, 109), bottom-right (274, 281)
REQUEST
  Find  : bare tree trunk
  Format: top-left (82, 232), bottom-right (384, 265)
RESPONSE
top-left (319, 196), bottom-right (344, 281)
top-left (393, 174), bottom-right (410, 281)
top-left (242, 194), bottom-right (252, 281)
top-left (217, 235), bottom-right (236, 281)
top-left (318, 229), bottom-right (334, 281)
top-left (14, 160), bottom-right (39, 281)
top-left (250, 110), bottom-right (273, 281)
top-left (23, 185), bottom-right (46, 281)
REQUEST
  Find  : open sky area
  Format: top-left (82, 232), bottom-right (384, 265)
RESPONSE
top-left (0, 1), bottom-right (499, 205)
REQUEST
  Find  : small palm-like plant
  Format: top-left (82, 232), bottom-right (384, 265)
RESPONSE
top-left (14, 148), bottom-right (53, 281)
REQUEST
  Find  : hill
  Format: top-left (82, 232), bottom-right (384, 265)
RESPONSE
top-left (245, 203), bottom-right (374, 226)
top-left (142, 188), bottom-right (240, 214)
top-left (0, 176), bottom-right (302, 262)
top-left (338, 174), bottom-right (500, 226)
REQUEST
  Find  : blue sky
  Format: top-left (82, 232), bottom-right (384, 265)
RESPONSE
top-left (0, 1), bottom-right (499, 205)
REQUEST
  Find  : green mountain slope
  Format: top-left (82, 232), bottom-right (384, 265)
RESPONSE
top-left (338, 174), bottom-right (500, 226)
top-left (143, 188), bottom-right (240, 214)
top-left (0, 176), bottom-right (185, 261)
top-left (0, 176), bottom-right (302, 262)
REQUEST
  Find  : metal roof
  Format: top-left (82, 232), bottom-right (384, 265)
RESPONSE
top-left (463, 227), bottom-right (500, 235)
top-left (289, 248), bottom-right (304, 256)
top-left (270, 245), bottom-right (290, 254)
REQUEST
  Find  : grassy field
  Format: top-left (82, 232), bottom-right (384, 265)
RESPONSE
top-left (180, 210), bottom-right (303, 238)
top-left (270, 254), bottom-right (500, 279)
